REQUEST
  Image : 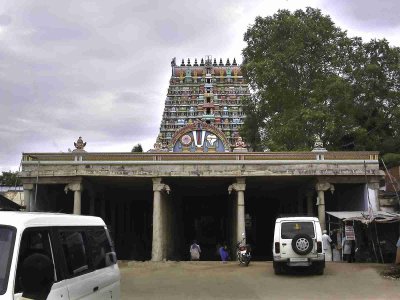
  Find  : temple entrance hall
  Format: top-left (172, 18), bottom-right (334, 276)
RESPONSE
top-left (167, 178), bottom-right (233, 261)
top-left (28, 174), bottom-right (369, 262)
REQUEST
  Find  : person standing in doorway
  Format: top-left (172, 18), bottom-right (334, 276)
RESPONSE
top-left (342, 236), bottom-right (355, 263)
top-left (190, 240), bottom-right (201, 261)
top-left (219, 243), bottom-right (229, 263)
top-left (322, 230), bottom-right (333, 261)
top-left (395, 236), bottom-right (400, 264)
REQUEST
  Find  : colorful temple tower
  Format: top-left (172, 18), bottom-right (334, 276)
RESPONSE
top-left (155, 56), bottom-right (250, 152)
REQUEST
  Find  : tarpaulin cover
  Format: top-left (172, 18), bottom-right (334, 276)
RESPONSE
top-left (326, 211), bottom-right (400, 224)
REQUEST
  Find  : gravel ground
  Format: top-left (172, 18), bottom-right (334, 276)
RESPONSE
top-left (119, 261), bottom-right (400, 300)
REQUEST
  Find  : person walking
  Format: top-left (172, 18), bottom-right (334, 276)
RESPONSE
top-left (322, 230), bottom-right (333, 261)
top-left (190, 240), bottom-right (201, 261)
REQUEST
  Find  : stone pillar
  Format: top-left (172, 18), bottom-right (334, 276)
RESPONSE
top-left (317, 189), bottom-right (326, 231)
top-left (228, 178), bottom-right (246, 243)
top-left (73, 189), bottom-right (82, 215)
top-left (237, 190), bottom-right (245, 242)
top-left (152, 178), bottom-right (170, 262)
top-left (315, 182), bottom-right (334, 231)
top-left (65, 183), bottom-right (83, 215)
top-left (23, 184), bottom-right (34, 212)
top-left (367, 182), bottom-right (380, 212)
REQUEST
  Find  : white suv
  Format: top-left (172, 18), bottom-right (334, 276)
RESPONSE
top-left (0, 211), bottom-right (120, 300)
top-left (272, 216), bottom-right (325, 275)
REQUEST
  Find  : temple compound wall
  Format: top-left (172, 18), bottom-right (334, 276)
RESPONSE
top-left (20, 151), bottom-right (383, 261)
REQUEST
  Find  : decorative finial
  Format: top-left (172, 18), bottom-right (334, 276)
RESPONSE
top-left (194, 58), bottom-right (198, 66)
top-left (232, 58), bottom-right (237, 66)
top-left (181, 59), bottom-right (185, 66)
top-left (226, 58), bottom-right (230, 66)
top-left (73, 136), bottom-right (87, 152)
top-left (312, 136), bottom-right (327, 152)
top-left (171, 57), bottom-right (176, 67)
top-left (219, 58), bottom-right (223, 66)
top-left (187, 58), bottom-right (191, 66)
top-left (200, 58), bottom-right (204, 66)
top-left (213, 58), bottom-right (217, 66)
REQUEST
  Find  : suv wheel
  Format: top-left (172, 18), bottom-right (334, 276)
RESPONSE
top-left (313, 261), bottom-right (325, 275)
top-left (291, 234), bottom-right (313, 255)
top-left (273, 262), bottom-right (284, 275)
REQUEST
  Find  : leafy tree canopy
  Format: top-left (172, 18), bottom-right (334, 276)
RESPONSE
top-left (0, 171), bottom-right (21, 186)
top-left (241, 7), bottom-right (400, 153)
top-left (131, 143), bottom-right (143, 153)
top-left (381, 153), bottom-right (400, 169)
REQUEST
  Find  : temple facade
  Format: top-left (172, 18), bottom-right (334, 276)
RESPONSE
top-left (18, 57), bottom-right (386, 262)
top-left (156, 56), bottom-right (250, 152)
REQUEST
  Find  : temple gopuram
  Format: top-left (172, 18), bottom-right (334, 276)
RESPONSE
top-left (154, 56), bottom-right (250, 152)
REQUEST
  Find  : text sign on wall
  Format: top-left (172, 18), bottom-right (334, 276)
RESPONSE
top-left (345, 225), bottom-right (355, 240)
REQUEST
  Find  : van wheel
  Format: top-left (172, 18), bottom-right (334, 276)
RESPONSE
top-left (291, 234), bottom-right (313, 255)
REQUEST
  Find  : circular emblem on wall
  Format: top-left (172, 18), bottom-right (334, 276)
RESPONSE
top-left (181, 134), bottom-right (192, 146)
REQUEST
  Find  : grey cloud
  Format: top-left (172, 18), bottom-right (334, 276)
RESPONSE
top-left (0, 15), bottom-right (12, 26)
top-left (22, 6), bottom-right (91, 42)
top-left (1, 0), bottom-right (399, 171)
top-left (0, 1), bottom-right (224, 171)
top-left (321, 0), bottom-right (400, 28)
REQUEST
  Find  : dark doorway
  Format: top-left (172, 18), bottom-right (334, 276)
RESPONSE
top-left (168, 178), bottom-right (233, 261)
top-left (245, 177), bottom-right (315, 260)
top-left (181, 195), bottom-right (230, 260)
top-left (83, 177), bottom-right (153, 261)
top-left (246, 195), bottom-right (280, 260)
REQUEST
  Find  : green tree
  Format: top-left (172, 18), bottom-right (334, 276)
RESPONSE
top-left (0, 171), bottom-right (21, 186)
top-left (242, 8), bottom-right (400, 153)
top-left (347, 39), bottom-right (400, 152)
top-left (239, 96), bottom-right (263, 151)
top-left (131, 143), bottom-right (143, 152)
top-left (381, 153), bottom-right (400, 169)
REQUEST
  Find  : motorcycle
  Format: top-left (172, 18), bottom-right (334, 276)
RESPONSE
top-left (236, 234), bottom-right (251, 266)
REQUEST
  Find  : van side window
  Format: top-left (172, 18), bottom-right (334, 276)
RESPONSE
top-left (59, 231), bottom-right (90, 276)
top-left (86, 228), bottom-right (116, 269)
top-left (15, 229), bottom-right (57, 293)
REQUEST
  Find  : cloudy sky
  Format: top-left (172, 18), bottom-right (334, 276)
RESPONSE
top-left (1, 0), bottom-right (399, 172)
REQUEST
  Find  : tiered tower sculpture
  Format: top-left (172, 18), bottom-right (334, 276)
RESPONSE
top-left (155, 56), bottom-right (250, 152)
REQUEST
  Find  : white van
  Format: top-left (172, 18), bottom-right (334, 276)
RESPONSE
top-left (0, 211), bottom-right (120, 299)
top-left (272, 216), bottom-right (325, 275)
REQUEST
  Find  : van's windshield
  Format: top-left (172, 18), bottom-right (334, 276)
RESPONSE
top-left (0, 226), bottom-right (16, 295)
top-left (281, 222), bottom-right (315, 239)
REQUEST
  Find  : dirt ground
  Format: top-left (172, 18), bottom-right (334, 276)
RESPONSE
top-left (119, 261), bottom-right (400, 300)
